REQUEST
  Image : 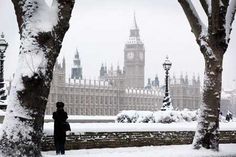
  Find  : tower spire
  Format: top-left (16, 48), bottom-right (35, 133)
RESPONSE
top-left (75, 48), bottom-right (79, 58)
top-left (129, 12), bottom-right (141, 39)
top-left (62, 56), bottom-right (66, 69)
top-left (133, 12), bottom-right (138, 29)
top-left (71, 48), bottom-right (82, 79)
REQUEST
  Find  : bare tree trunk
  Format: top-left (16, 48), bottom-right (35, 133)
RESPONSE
top-left (178, 0), bottom-right (236, 151)
top-left (193, 53), bottom-right (223, 150)
top-left (0, 0), bottom-right (74, 156)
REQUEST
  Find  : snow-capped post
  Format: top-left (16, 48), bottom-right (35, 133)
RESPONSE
top-left (178, 0), bottom-right (236, 151)
top-left (0, 0), bottom-right (75, 156)
top-left (0, 33), bottom-right (8, 103)
top-left (161, 56), bottom-right (173, 111)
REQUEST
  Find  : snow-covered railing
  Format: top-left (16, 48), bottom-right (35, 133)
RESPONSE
top-left (125, 87), bottom-right (163, 96)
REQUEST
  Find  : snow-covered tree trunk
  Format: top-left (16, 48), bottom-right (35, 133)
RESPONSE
top-left (0, 0), bottom-right (74, 156)
top-left (178, 0), bottom-right (236, 151)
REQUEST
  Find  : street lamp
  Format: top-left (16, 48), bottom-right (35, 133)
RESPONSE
top-left (0, 32), bottom-right (8, 102)
top-left (161, 56), bottom-right (173, 111)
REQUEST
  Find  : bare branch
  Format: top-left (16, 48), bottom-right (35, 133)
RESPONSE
top-left (178, 0), bottom-right (206, 39)
top-left (210, 1), bottom-right (228, 34)
top-left (52, 0), bottom-right (75, 47)
top-left (226, 0), bottom-right (236, 42)
top-left (200, 0), bottom-right (211, 16)
top-left (11, 0), bottom-right (25, 34)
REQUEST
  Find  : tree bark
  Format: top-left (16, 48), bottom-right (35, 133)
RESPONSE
top-left (193, 51), bottom-right (223, 150)
top-left (178, 0), bottom-right (236, 151)
top-left (0, 0), bottom-right (74, 156)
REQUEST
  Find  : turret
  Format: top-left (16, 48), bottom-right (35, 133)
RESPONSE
top-left (180, 73), bottom-right (184, 84)
top-left (153, 75), bottom-right (159, 87)
top-left (100, 64), bottom-right (107, 80)
top-left (71, 49), bottom-right (83, 79)
top-left (185, 73), bottom-right (188, 85)
top-left (62, 57), bottom-right (66, 70)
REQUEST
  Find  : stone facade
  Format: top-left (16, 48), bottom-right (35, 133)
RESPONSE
top-left (46, 64), bottom-right (164, 115)
top-left (45, 60), bottom-right (200, 115)
top-left (169, 75), bottom-right (201, 110)
top-left (45, 15), bottom-right (201, 115)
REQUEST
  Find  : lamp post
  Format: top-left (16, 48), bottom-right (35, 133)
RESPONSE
top-left (161, 56), bottom-right (173, 111)
top-left (0, 33), bottom-right (8, 102)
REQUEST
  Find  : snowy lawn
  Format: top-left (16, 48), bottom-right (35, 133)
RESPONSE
top-left (43, 121), bottom-right (236, 135)
top-left (42, 144), bottom-right (236, 157)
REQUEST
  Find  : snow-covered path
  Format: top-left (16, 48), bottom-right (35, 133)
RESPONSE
top-left (42, 144), bottom-right (236, 157)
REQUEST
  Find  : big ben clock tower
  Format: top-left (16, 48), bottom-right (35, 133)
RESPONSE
top-left (124, 14), bottom-right (145, 88)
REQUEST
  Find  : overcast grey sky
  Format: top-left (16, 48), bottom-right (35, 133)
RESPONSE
top-left (0, 0), bottom-right (236, 90)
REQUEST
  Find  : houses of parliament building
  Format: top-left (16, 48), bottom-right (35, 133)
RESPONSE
top-left (45, 15), bottom-right (201, 115)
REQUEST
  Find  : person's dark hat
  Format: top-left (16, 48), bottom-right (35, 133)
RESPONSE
top-left (56, 102), bottom-right (64, 108)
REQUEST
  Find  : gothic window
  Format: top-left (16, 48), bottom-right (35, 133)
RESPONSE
top-left (76, 96), bottom-right (79, 103)
top-left (91, 96), bottom-right (94, 104)
top-left (120, 98), bottom-right (124, 105)
top-left (105, 97), bottom-right (108, 104)
top-left (96, 96), bottom-right (99, 104)
top-left (51, 94), bottom-right (55, 102)
top-left (64, 95), bottom-right (68, 103)
top-left (101, 97), bottom-right (104, 104)
top-left (81, 96), bottom-right (84, 104)
top-left (114, 97), bottom-right (117, 104)
top-left (70, 95), bottom-right (74, 103)
top-left (58, 94), bottom-right (63, 102)
top-left (86, 96), bottom-right (89, 104)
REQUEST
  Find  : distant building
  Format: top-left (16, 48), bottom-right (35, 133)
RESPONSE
top-left (221, 89), bottom-right (236, 116)
top-left (45, 14), bottom-right (201, 115)
top-left (124, 13), bottom-right (145, 88)
top-left (169, 74), bottom-right (201, 110)
top-left (71, 49), bottom-right (83, 80)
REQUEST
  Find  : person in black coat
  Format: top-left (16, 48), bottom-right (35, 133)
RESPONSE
top-left (53, 102), bottom-right (68, 155)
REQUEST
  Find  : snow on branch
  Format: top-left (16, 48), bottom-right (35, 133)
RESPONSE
top-left (210, 1), bottom-right (228, 35)
top-left (178, 0), bottom-right (207, 39)
top-left (11, 0), bottom-right (58, 34)
top-left (225, 0), bottom-right (236, 43)
top-left (198, 33), bottom-right (216, 59)
top-left (200, 0), bottom-right (212, 16)
top-left (52, 0), bottom-right (75, 40)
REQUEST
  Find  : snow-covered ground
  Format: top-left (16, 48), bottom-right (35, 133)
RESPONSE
top-left (1, 115), bottom-right (236, 156)
top-left (43, 121), bottom-right (236, 135)
top-left (44, 115), bottom-right (116, 121)
top-left (42, 144), bottom-right (236, 157)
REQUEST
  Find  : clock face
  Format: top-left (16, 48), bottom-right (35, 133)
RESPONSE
top-left (139, 52), bottom-right (144, 60)
top-left (127, 52), bottom-right (134, 60)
